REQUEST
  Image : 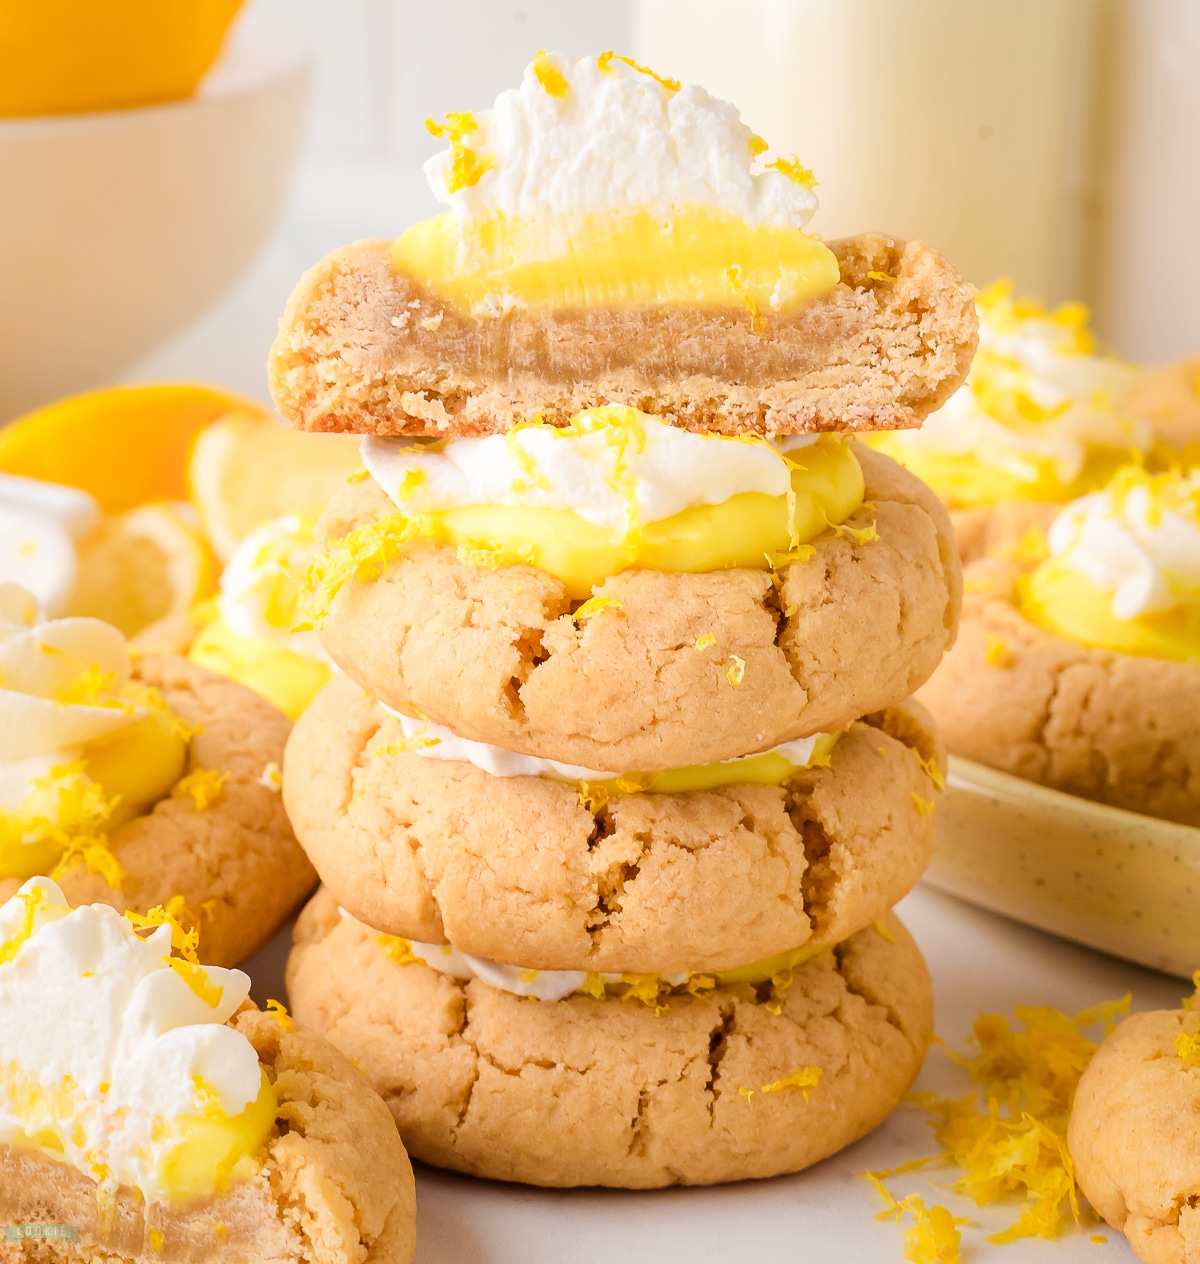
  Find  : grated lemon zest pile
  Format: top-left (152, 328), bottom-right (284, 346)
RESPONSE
top-left (265, 998), bottom-right (294, 1031)
top-left (984, 635), bottom-right (1015, 668)
top-left (725, 655), bottom-right (746, 686)
top-left (766, 156), bottom-right (818, 189)
top-left (573, 596), bottom-right (624, 622)
top-left (892, 998), bottom-right (1129, 1250)
top-left (171, 768), bottom-right (226, 811)
top-left (125, 896), bottom-right (201, 964)
top-left (976, 279), bottom-right (1095, 356)
top-left (377, 934), bottom-right (421, 967)
top-left (868, 1176), bottom-right (969, 1264)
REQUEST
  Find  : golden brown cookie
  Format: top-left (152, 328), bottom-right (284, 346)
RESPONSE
top-left (268, 234), bottom-right (977, 439)
top-left (286, 893), bottom-right (933, 1188)
top-left (0, 657), bottom-right (317, 967)
top-left (315, 445), bottom-right (960, 771)
top-left (1128, 354), bottom-right (1200, 466)
top-left (285, 674), bottom-right (943, 973)
top-left (949, 500), bottom-right (1059, 566)
top-left (0, 1007), bottom-right (416, 1264)
top-left (917, 558), bottom-right (1200, 826)
top-left (1069, 1006), bottom-right (1200, 1264)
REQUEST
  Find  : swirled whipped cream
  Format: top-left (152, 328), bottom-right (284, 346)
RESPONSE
top-left (425, 51), bottom-right (818, 231)
top-left (0, 878), bottom-right (270, 1202)
top-left (875, 282), bottom-right (1149, 501)
top-left (382, 705), bottom-right (830, 782)
top-left (364, 409), bottom-right (796, 531)
top-left (0, 473), bottom-right (99, 616)
top-left (1045, 468), bottom-right (1200, 619)
top-left (218, 515), bottom-right (328, 663)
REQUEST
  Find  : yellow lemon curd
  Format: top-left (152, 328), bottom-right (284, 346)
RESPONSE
top-left (392, 206), bottom-right (841, 320)
top-left (1020, 560), bottom-right (1200, 663)
top-left (316, 413), bottom-right (865, 611)
top-left (190, 618), bottom-right (330, 722)
top-left (0, 692), bottom-right (187, 883)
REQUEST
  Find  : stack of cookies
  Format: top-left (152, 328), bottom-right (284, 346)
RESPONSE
top-left (276, 52), bottom-right (975, 1187)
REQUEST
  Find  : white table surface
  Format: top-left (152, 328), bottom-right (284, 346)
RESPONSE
top-left (242, 883), bottom-right (1187, 1264)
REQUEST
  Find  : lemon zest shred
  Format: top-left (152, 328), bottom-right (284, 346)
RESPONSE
top-left (148, 1228), bottom-right (164, 1253)
top-left (766, 156), bottom-right (817, 189)
top-left (748, 133), bottom-right (769, 157)
top-left (874, 917), bottom-right (897, 944)
top-left (867, 270), bottom-right (898, 284)
top-left (867, 1175), bottom-right (968, 1264)
top-left (596, 51), bottom-right (680, 93)
top-left (695, 634), bottom-right (717, 651)
top-left (264, 998), bottom-right (295, 1031)
top-left (377, 934), bottom-right (421, 967)
top-left (725, 264), bottom-right (766, 334)
top-left (346, 468), bottom-right (370, 484)
top-left (915, 751), bottom-right (946, 791)
top-left (171, 768), bottom-right (226, 811)
top-left (1174, 1030), bottom-right (1200, 1066)
top-left (0, 884), bottom-right (51, 967)
top-left (912, 793), bottom-right (935, 817)
top-left (738, 1065), bottom-right (822, 1102)
top-left (168, 958), bottom-right (224, 1008)
top-left (125, 897), bottom-right (201, 964)
top-left (532, 50), bottom-right (569, 97)
top-left (425, 111), bottom-right (492, 193)
top-left (725, 655), bottom-right (746, 687)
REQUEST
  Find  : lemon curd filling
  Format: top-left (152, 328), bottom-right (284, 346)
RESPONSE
top-left (1018, 468), bottom-right (1200, 663)
top-left (318, 408), bottom-right (866, 612)
top-left (377, 928), bottom-right (832, 1007)
top-left (190, 617), bottom-right (330, 721)
top-left (392, 207), bottom-right (841, 320)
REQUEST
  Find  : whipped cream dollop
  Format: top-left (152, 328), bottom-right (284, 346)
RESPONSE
top-left (0, 878), bottom-right (263, 1200)
top-left (384, 706), bottom-right (829, 781)
top-left (425, 51), bottom-right (819, 231)
top-left (0, 474), bottom-right (99, 617)
top-left (218, 515), bottom-right (329, 662)
top-left (363, 409), bottom-right (796, 532)
top-left (0, 588), bottom-right (143, 809)
top-left (884, 284), bottom-right (1148, 486)
top-left (1045, 469), bottom-right (1200, 619)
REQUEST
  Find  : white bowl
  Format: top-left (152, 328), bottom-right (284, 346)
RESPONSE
top-left (0, 21), bottom-right (310, 422)
top-left (925, 755), bottom-right (1200, 978)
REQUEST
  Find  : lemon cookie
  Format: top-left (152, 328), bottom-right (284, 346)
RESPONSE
top-left (0, 587), bottom-right (316, 965)
top-left (269, 53), bottom-right (976, 440)
top-left (287, 892), bottom-right (932, 1187)
top-left (0, 880), bottom-right (416, 1264)
top-left (1128, 352), bottom-right (1200, 467)
top-left (286, 673), bottom-right (942, 973)
top-left (313, 437), bottom-right (960, 771)
top-left (1069, 1004), bottom-right (1200, 1264)
top-left (919, 469), bottom-right (1200, 825)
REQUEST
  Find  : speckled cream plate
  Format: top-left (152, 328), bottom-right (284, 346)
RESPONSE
top-left (925, 756), bottom-right (1200, 979)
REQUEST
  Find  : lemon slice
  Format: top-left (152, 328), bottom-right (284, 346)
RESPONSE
top-left (68, 503), bottom-right (218, 637)
top-left (189, 415), bottom-right (365, 561)
top-left (0, 383), bottom-right (267, 513)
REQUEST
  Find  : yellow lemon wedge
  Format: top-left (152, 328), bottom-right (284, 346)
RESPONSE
top-left (68, 503), bottom-right (218, 637)
top-left (189, 415), bottom-right (365, 562)
top-left (0, 383), bottom-right (266, 513)
top-left (0, 0), bottom-right (245, 118)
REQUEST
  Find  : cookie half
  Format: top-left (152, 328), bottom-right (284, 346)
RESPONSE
top-left (286, 893), bottom-right (933, 1188)
top-left (0, 1009), bottom-right (416, 1264)
top-left (918, 558), bottom-right (1200, 827)
top-left (315, 445), bottom-right (960, 771)
top-left (1069, 1007), bottom-right (1200, 1264)
top-left (0, 656), bottom-right (318, 967)
top-left (268, 234), bottom-right (976, 440)
top-left (286, 675), bottom-right (942, 973)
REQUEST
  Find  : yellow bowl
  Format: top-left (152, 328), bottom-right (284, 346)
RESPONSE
top-left (0, 0), bottom-right (244, 118)
top-left (926, 756), bottom-right (1200, 978)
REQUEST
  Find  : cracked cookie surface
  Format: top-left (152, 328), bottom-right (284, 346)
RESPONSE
top-left (268, 234), bottom-right (977, 439)
top-left (286, 893), bottom-right (933, 1188)
top-left (0, 657), bottom-right (318, 967)
top-left (918, 557), bottom-right (1200, 826)
top-left (285, 675), bottom-right (942, 973)
top-left (315, 444), bottom-right (960, 771)
top-left (1069, 1007), bottom-right (1200, 1264)
top-left (0, 1008), bottom-right (416, 1264)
